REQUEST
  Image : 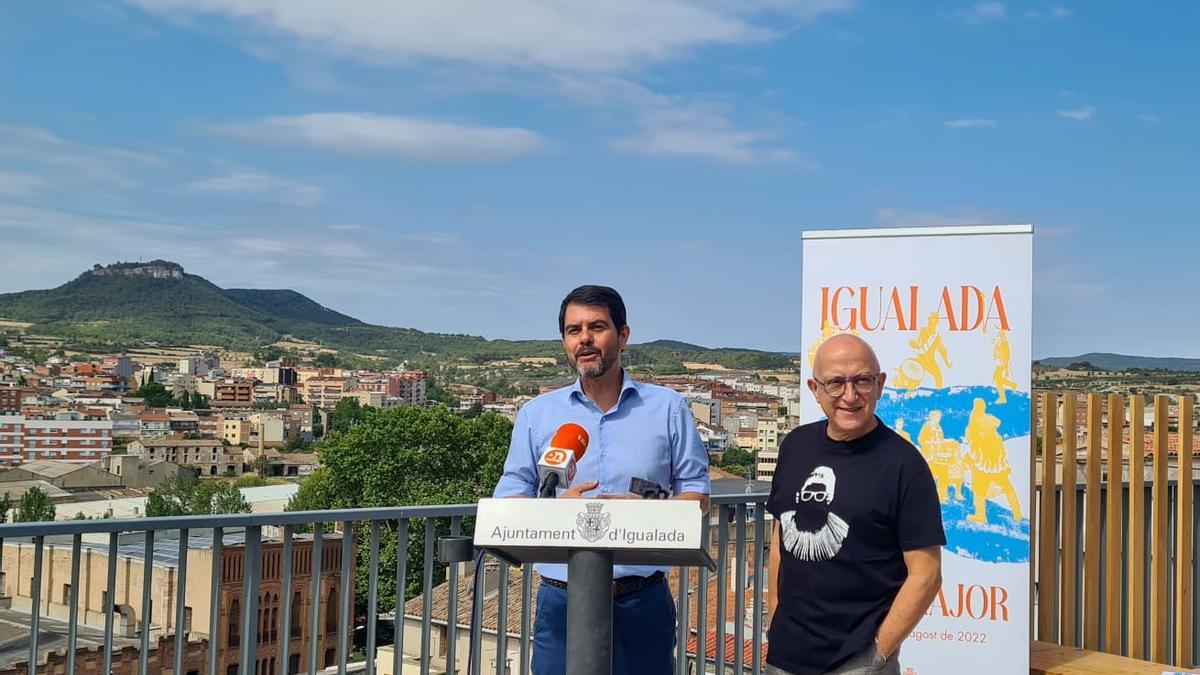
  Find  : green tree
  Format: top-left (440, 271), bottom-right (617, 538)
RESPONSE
top-left (314, 352), bottom-right (339, 368)
top-left (0, 492), bottom-right (11, 523)
top-left (718, 446), bottom-right (756, 477)
top-left (252, 454), bottom-right (273, 478)
top-left (425, 376), bottom-right (458, 408)
top-left (287, 405), bottom-right (512, 613)
top-left (191, 481), bottom-right (252, 515)
top-left (145, 471), bottom-right (196, 517)
top-left (145, 470), bottom-right (250, 516)
top-left (134, 380), bottom-right (176, 408)
top-left (14, 486), bottom-right (57, 522)
top-left (328, 397), bottom-right (365, 435)
top-left (311, 405), bottom-right (324, 439)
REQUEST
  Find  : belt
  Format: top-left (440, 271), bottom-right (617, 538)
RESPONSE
top-left (541, 571), bottom-right (665, 598)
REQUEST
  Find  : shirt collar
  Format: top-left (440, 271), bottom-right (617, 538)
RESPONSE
top-left (569, 369), bottom-right (639, 408)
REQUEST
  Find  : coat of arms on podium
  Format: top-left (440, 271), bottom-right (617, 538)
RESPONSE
top-left (576, 502), bottom-right (611, 543)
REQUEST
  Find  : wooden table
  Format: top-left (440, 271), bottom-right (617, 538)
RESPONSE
top-left (1030, 640), bottom-right (1194, 674)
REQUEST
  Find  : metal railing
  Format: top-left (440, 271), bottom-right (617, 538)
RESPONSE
top-left (0, 494), bottom-right (770, 675)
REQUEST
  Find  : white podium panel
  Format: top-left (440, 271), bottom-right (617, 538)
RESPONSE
top-left (474, 498), bottom-right (714, 569)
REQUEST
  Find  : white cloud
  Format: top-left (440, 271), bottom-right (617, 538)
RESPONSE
top-left (402, 233), bottom-right (463, 245)
top-left (0, 171), bottom-right (44, 197)
top-left (1057, 105), bottom-right (1096, 121)
top-left (948, 2), bottom-right (1006, 25)
top-left (612, 103), bottom-right (803, 164)
top-left (127, 0), bottom-right (853, 74)
top-left (1139, 114), bottom-right (1161, 123)
top-left (1026, 6), bottom-right (1070, 19)
top-left (944, 118), bottom-right (997, 128)
top-left (201, 113), bottom-right (548, 163)
top-left (328, 223), bottom-right (365, 232)
top-left (187, 172), bottom-right (324, 207)
top-left (0, 124), bottom-right (165, 189)
top-left (230, 237), bottom-right (371, 260)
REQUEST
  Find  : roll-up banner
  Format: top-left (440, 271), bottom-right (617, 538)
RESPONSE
top-left (801, 224), bottom-right (1033, 674)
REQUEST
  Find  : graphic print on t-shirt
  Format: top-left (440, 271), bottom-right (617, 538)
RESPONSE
top-left (780, 466), bottom-right (850, 562)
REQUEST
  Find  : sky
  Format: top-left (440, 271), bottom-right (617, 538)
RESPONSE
top-left (0, 1), bottom-right (1197, 358)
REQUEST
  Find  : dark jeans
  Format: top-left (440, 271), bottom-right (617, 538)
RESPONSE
top-left (532, 578), bottom-right (676, 675)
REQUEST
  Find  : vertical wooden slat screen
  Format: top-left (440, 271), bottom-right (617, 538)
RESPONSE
top-left (1176, 395), bottom-right (1194, 666)
top-left (1104, 393), bottom-right (1124, 654)
top-left (1083, 393), bottom-right (1103, 650)
top-left (1150, 394), bottom-right (1171, 662)
top-left (1127, 395), bottom-right (1147, 659)
top-left (1038, 391), bottom-right (1059, 642)
top-left (1060, 393), bottom-right (1079, 645)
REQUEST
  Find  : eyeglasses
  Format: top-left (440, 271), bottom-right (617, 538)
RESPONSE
top-left (812, 373), bottom-right (880, 397)
top-left (800, 487), bottom-right (830, 503)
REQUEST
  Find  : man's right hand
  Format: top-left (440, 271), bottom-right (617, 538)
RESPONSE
top-left (560, 480), bottom-right (599, 499)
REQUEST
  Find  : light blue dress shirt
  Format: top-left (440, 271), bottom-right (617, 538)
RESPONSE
top-left (493, 370), bottom-right (711, 582)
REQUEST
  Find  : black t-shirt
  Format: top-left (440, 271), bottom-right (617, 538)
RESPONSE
top-left (766, 418), bottom-right (945, 674)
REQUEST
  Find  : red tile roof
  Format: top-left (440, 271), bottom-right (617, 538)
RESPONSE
top-left (686, 632), bottom-right (768, 667)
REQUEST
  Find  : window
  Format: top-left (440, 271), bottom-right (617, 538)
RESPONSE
top-left (62, 584), bottom-right (71, 604)
top-left (228, 598), bottom-right (241, 647)
top-left (325, 587), bottom-right (338, 633)
top-left (288, 654), bottom-right (300, 674)
top-left (290, 592), bottom-right (303, 638)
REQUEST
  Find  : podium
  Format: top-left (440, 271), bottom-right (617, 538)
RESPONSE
top-left (474, 498), bottom-right (715, 675)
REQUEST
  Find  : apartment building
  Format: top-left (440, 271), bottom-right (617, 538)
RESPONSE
top-left (0, 413), bottom-right (114, 467)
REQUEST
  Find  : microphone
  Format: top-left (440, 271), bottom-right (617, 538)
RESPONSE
top-left (537, 423), bottom-right (590, 498)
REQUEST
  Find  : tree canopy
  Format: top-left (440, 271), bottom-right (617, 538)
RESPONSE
top-left (146, 471), bottom-right (251, 516)
top-left (14, 486), bottom-right (56, 522)
top-left (287, 404), bottom-right (512, 610)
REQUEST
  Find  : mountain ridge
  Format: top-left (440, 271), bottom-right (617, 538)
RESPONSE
top-left (0, 261), bottom-right (794, 369)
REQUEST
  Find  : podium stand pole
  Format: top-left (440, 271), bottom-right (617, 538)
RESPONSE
top-left (566, 549), bottom-right (614, 675)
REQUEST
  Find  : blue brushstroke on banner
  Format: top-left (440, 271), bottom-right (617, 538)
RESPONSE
top-left (871, 385), bottom-right (1032, 563)
top-left (940, 484), bottom-right (1031, 563)
top-left (876, 386), bottom-right (1031, 440)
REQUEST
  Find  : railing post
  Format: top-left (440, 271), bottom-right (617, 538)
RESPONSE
top-left (240, 525), bottom-right (263, 675)
top-left (308, 525), bottom-right (325, 675)
top-left (208, 527), bottom-right (224, 675)
top-left (140, 530), bottom-right (155, 675)
top-left (338, 521), bottom-right (355, 675)
top-left (29, 535), bottom-right (44, 675)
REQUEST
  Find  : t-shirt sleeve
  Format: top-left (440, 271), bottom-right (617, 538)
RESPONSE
top-left (766, 431), bottom-right (792, 518)
top-left (896, 455), bottom-right (947, 550)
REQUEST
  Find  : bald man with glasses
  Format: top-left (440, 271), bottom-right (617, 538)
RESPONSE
top-left (765, 334), bottom-right (945, 675)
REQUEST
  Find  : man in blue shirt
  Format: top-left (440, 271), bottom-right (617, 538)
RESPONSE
top-left (493, 284), bottom-right (710, 675)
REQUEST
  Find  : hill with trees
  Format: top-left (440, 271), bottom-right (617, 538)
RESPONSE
top-left (0, 261), bottom-right (794, 369)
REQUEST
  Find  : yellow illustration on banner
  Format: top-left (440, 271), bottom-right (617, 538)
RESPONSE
top-left (989, 327), bottom-right (1018, 405)
top-left (918, 410), bottom-right (964, 504)
top-left (894, 418), bottom-right (913, 445)
top-left (807, 321), bottom-right (859, 368)
top-left (893, 312), bottom-right (954, 394)
top-left (964, 398), bottom-right (1023, 523)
